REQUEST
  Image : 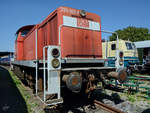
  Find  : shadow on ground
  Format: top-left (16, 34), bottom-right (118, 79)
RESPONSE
top-left (142, 108), bottom-right (150, 113)
top-left (0, 66), bottom-right (28, 113)
top-left (46, 87), bottom-right (124, 113)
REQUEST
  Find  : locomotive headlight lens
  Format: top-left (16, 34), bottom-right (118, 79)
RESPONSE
top-left (80, 10), bottom-right (86, 17)
top-left (51, 48), bottom-right (60, 58)
top-left (52, 59), bottom-right (60, 68)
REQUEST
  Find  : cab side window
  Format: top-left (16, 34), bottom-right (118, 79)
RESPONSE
top-left (126, 42), bottom-right (133, 50)
top-left (111, 44), bottom-right (116, 50)
top-left (21, 30), bottom-right (29, 37)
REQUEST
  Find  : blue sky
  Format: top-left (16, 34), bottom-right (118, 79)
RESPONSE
top-left (0, 0), bottom-right (150, 52)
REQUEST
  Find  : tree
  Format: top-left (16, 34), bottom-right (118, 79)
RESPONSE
top-left (109, 26), bottom-right (150, 42)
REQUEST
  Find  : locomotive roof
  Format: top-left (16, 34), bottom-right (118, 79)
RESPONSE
top-left (16, 7), bottom-right (100, 34)
top-left (134, 40), bottom-right (150, 48)
top-left (16, 25), bottom-right (35, 34)
top-left (102, 39), bottom-right (132, 43)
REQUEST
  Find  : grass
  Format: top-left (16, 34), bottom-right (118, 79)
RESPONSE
top-left (148, 100), bottom-right (150, 105)
top-left (9, 70), bottom-right (42, 113)
top-left (119, 89), bottom-right (150, 105)
top-left (127, 95), bottom-right (136, 102)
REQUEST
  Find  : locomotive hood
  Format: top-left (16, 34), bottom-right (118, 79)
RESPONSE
top-left (58, 7), bottom-right (102, 58)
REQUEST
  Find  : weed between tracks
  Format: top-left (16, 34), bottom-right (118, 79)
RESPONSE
top-left (9, 70), bottom-right (45, 113)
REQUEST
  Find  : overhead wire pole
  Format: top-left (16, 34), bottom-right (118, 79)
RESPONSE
top-left (100, 30), bottom-right (119, 69)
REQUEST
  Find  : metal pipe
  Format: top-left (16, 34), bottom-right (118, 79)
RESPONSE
top-left (43, 47), bottom-right (45, 101)
top-left (43, 45), bottom-right (49, 102)
top-left (100, 30), bottom-right (116, 34)
top-left (94, 100), bottom-right (124, 113)
top-left (35, 28), bottom-right (38, 95)
top-left (59, 25), bottom-right (63, 45)
top-left (43, 46), bottom-right (46, 102)
top-left (116, 33), bottom-right (120, 69)
top-left (105, 40), bottom-right (108, 59)
top-left (9, 53), bottom-right (11, 70)
top-left (59, 24), bottom-right (100, 45)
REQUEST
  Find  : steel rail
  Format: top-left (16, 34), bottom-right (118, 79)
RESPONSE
top-left (94, 100), bottom-right (124, 113)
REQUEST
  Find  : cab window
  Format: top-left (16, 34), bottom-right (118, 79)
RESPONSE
top-left (111, 44), bottom-right (116, 50)
top-left (21, 30), bottom-right (29, 37)
top-left (132, 43), bottom-right (136, 49)
top-left (126, 42), bottom-right (133, 50)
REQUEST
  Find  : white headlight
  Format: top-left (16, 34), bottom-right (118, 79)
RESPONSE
top-left (51, 58), bottom-right (60, 68)
top-left (51, 48), bottom-right (60, 58)
top-left (80, 10), bottom-right (86, 17)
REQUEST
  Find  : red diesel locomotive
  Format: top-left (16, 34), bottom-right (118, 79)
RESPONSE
top-left (12, 6), bottom-right (127, 105)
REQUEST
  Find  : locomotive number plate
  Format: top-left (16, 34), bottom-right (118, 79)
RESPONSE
top-left (77, 18), bottom-right (89, 28)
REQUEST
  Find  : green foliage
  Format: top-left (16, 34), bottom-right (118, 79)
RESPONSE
top-left (109, 26), bottom-right (150, 42)
top-left (9, 71), bottom-right (33, 113)
top-left (9, 71), bottom-right (21, 85)
top-left (148, 100), bottom-right (150, 105)
top-left (128, 95), bottom-right (136, 102)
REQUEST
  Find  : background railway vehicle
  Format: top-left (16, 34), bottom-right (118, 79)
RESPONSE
top-left (12, 6), bottom-right (127, 105)
top-left (102, 39), bottom-right (139, 73)
top-left (134, 40), bottom-right (150, 74)
top-left (0, 52), bottom-right (14, 66)
top-left (0, 56), bottom-right (10, 65)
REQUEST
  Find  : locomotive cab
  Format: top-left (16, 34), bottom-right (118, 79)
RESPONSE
top-left (16, 25), bottom-right (35, 38)
top-left (15, 25), bottom-right (35, 60)
top-left (102, 40), bottom-right (139, 67)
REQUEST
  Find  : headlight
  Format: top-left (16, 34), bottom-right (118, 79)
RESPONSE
top-left (51, 58), bottom-right (60, 68)
top-left (51, 48), bottom-right (60, 58)
top-left (80, 10), bottom-right (86, 17)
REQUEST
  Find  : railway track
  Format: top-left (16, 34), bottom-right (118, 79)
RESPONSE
top-left (44, 101), bottom-right (125, 113)
top-left (94, 100), bottom-right (124, 113)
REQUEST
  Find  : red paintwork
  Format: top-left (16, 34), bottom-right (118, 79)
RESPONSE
top-left (15, 6), bottom-right (102, 61)
top-left (15, 32), bottom-right (24, 60)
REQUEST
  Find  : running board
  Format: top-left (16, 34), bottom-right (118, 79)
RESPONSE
top-left (62, 67), bottom-right (116, 71)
